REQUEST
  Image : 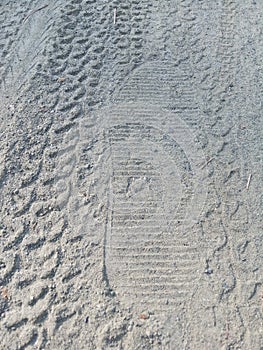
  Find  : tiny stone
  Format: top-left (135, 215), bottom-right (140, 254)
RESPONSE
top-left (205, 267), bottom-right (213, 275)
top-left (173, 21), bottom-right (181, 27)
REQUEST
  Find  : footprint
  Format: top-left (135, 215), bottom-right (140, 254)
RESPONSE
top-left (79, 61), bottom-right (208, 314)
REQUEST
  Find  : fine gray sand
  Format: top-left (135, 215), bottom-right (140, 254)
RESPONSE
top-left (0, 1), bottom-right (262, 349)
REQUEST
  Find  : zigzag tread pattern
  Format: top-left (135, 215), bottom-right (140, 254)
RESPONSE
top-left (0, 0), bottom-right (153, 348)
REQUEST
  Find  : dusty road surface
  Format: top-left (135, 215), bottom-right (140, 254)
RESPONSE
top-left (0, 1), bottom-right (262, 349)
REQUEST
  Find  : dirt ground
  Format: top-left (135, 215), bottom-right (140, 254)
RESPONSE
top-left (0, 1), bottom-right (262, 349)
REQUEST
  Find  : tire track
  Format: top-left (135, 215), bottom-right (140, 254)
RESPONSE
top-left (0, 0), bottom-right (110, 348)
top-left (165, 1), bottom-right (257, 349)
top-left (199, 3), bottom-right (251, 349)
top-left (1, 0), bottom-right (154, 348)
top-left (225, 2), bottom-right (263, 348)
